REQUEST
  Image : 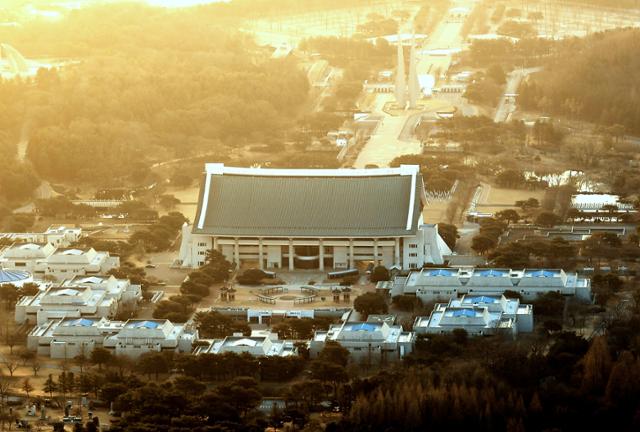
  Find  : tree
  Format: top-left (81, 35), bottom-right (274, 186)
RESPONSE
top-left (495, 209), bottom-right (520, 224)
top-left (137, 352), bottom-right (169, 380)
top-left (535, 211), bottom-right (560, 228)
top-left (353, 293), bottom-right (388, 319)
top-left (3, 361), bottom-right (18, 377)
top-left (369, 265), bottom-right (390, 283)
top-left (193, 311), bottom-right (250, 338)
top-left (581, 336), bottom-right (612, 394)
top-left (471, 235), bottom-right (497, 255)
top-left (487, 64), bottom-right (506, 84)
top-left (438, 223), bottom-right (459, 249)
top-left (43, 374), bottom-right (57, 398)
top-left (203, 249), bottom-right (233, 281)
top-left (515, 198), bottom-right (539, 211)
top-left (90, 347), bottom-right (112, 370)
top-left (21, 378), bottom-right (33, 403)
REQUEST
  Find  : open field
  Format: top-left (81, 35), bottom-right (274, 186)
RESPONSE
top-left (475, 183), bottom-right (546, 215)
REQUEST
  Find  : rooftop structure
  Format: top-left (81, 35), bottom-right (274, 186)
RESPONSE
top-left (391, 268), bottom-right (591, 302)
top-left (194, 330), bottom-right (297, 357)
top-left (15, 275), bottom-right (142, 324)
top-left (0, 267), bottom-right (33, 287)
top-left (310, 319), bottom-right (414, 363)
top-left (0, 226), bottom-right (82, 248)
top-left (28, 317), bottom-right (196, 359)
top-left (414, 294), bottom-right (533, 336)
top-left (179, 164), bottom-right (451, 271)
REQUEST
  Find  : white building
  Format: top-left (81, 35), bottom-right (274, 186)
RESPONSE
top-left (15, 275), bottom-right (142, 324)
top-left (413, 294), bottom-right (534, 337)
top-left (570, 194), bottom-right (636, 221)
top-left (178, 163), bottom-right (451, 271)
top-left (28, 317), bottom-right (197, 359)
top-left (103, 319), bottom-right (197, 358)
top-left (44, 248), bottom-right (120, 280)
top-left (0, 226), bottom-right (82, 248)
top-left (0, 244), bottom-right (119, 281)
top-left (194, 330), bottom-right (297, 357)
top-left (310, 320), bottom-right (415, 363)
top-left (390, 268), bottom-right (592, 302)
top-left (0, 243), bottom-right (56, 274)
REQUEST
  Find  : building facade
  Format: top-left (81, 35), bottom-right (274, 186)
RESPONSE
top-left (178, 164), bottom-right (451, 271)
top-left (389, 268), bottom-right (592, 302)
top-left (413, 294), bottom-right (534, 337)
top-left (28, 317), bottom-right (197, 359)
top-left (194, 330), bottom-right (297, 357)
top-left (310, 320), bottom-right (415, 363)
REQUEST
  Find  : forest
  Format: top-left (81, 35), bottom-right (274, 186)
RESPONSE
top-left (0, 3), bottom-right (310, 185)
top-left (519, 29), bottom-right (640, 134)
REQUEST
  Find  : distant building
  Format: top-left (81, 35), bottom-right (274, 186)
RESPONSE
top-left (0, 244), bottom-right (119, 281)
top-left (414, 294), bottom-right (534, 337)
top-left (179, 164), bottom-right (451, 271)
top-left (570, 194), bottom-right (636, 221)
top-left (15, 275), bottom-right (142, 324)
top-left (28, 317), bottom-right (197, 359)
top-left (310, 320), bottom-right (415, 363)
top-left (390, 268), bottom-right (592, 302)
top-left (194, 330), bottom-right (297, 357)
top-left (0, 226), bottom-right (82, 248)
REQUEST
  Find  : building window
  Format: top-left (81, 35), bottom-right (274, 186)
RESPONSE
top-left (408, 244), bottom-right (418, 249)
top-left (198, 242), bottom-right (208, 247)
top-left (409, 253), bottom-right (418, 258)
top-left (15, 262), bottom-right (26, 267)
top-left (198, 251), bottom-right (205, 256)
top-left (409, 263), bottom-right (418, 269)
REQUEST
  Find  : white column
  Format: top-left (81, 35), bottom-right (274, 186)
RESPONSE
top-left (319, 239), bottom-right (325, 271)
top-left (349, 239), bottom-right (355, 269)
top-left (213, 237), bottom-right (219, 251)
top-left (258, 238), bottom-right (264, 270)
top-left (394, 238), bottom-right (401, 268)
top-left (288, 239), bottom-right (294, 271)
top-left (373, 238), bottom-right (379, 265)
top-left (234, 238), bottom-right (240, 266)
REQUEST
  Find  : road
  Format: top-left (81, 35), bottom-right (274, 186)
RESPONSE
top-left (353, 0), bottom-right (476, 168)
top-left (494, 67), bottom-right (542, 123)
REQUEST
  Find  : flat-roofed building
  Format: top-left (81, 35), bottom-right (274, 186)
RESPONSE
top-left (103, 319), bottom-right (197, 358)
top-left (414, 294), bottom-right (533, 337)
top-left (28, 318), bottom-right (196, 359)
top-left (194, 330), bottom-right (297, 357)
top-left (179, 163), bottom-right (451, 271)
top-left (310, 320), bottom-right (415, 363)
top-left (0, 226), bottom-right (82, 248)
top-left (15, 275), bottom-right (142, 324)
top-left (391, 268), bottom-right (592, 302)
top-left (0, 243), bottom-right (56, 274)
top-left (45, 248), bottom-right (119, 280)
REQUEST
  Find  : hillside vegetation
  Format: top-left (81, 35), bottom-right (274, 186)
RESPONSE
top-left (519, 29), bottom-right (640, 133)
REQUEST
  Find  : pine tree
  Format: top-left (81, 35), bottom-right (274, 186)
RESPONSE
top-left (582, 336), bottom-right (612, 394)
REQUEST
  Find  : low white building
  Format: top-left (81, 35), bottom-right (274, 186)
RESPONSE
top-left (0, 226), bottom-right (82, 248)
top-left (194, 330), bottom-right (297, 357)
top-left (178, 163), bottom-right (451, 271)
top-left (570, 194), bottom-right (636, 221)
top-left (413, 294), bottom-right (534, 337)
top-left (15, 275), bottom-right (142, 324)
top-left (310, 320), bottom-right (415, 363)
top-left (0, 243), bottom-right (119, 281)
top-left (28, 318), bottom-right (197, 359)
top-left (103, 319), bottom-right (197, 358)
top-left (390, 268), bottom-right (592, 302)
top-left (44, 248), bottom-right (119, 280)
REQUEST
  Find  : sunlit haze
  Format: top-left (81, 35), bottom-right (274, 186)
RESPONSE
top-left (1, 0), bottom-right (640, 430)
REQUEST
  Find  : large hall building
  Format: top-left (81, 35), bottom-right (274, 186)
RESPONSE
top-left (178, 163), bottom-right (451, 271)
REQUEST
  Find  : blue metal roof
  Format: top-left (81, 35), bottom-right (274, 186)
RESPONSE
top-left (0, 269), bottom-right (30, 284)
top-left (130, 320), bottom-right (160, 329)
top-left (66, 318), bottom-right (95, 327)
top-left (427, 269), bottom-right (456, 277)
top-left (465, 296), bottom-right (498, 304)
top-left (476, 269), bottom-right (507, 277)
top-left (452, 309), bottom-right (477, 318)
top-left (349, 323), bottom-right (378, 332)
top-left (527, 270), bottom-right (557, 278)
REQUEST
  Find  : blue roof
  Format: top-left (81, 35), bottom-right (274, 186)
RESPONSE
top-left (476, 269), bottom-right (507, 277)
top-left (66, 318), bottom-right (95, 327)
top-left (348, 323), bottom-right (378, 332)
top-left (130, 320), bottom-right (160, 329)
top-left (0, 269), bottom-right (30, 284)
top-left (465, 296), bottom-right (498, 304)
top-left (427, 269), bottom-right (456, 277)
top-left (452, 309), bottom-right (477, 318)
top-left (527, 270), bottom-right (558, 278)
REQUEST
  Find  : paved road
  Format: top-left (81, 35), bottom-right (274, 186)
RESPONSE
top-left (493, 67), bottom-right (542, 123)
top-left (353, 1), bottom-right (476, 168)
